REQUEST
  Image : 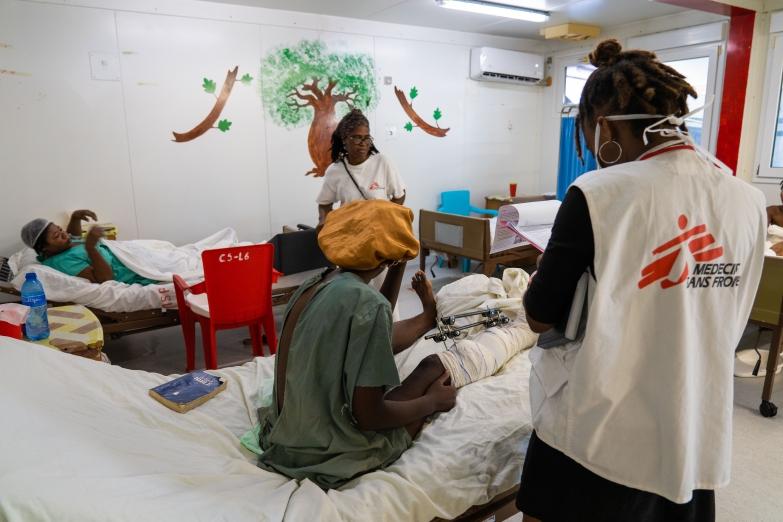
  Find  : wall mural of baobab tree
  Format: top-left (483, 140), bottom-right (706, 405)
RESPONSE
top-left (260, 40), bottom-right (378, 177)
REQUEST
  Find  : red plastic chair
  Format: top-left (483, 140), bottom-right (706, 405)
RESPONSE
top-left (173, 244), bottom-right (279, 371)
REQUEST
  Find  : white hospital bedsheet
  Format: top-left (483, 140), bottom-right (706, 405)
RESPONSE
top-left (0, 331), bottom-right (533, 522)
top-left (6, 228), bottom-right (242, 313)
top-left (766, 224), bottom-right (783, 256)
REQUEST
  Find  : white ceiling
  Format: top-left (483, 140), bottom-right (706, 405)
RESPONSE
top-left (200, 0), bottom-right (690, 39)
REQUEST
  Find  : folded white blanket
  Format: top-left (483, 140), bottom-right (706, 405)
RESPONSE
top-left (101, 228), bottom-right (242, 281)
top-left (766, 224), bottom-right (783, 256)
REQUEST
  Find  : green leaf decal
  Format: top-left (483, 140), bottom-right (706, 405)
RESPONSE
top-left (203, 78), bottom-right (217, 94)
top-left (433, 107), bottom-right (442, 121)
top-left (240, 73), bottom-right (253, 85)
top-left (217, 119), bottom-right (232, 132)
top-left (404, 122), bottom-right (413, 132)
top-left (409, 86), bottom-right (418, 99)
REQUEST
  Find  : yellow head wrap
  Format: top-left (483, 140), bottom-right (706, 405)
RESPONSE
top-left (318, 200), bottom-right (420, 271)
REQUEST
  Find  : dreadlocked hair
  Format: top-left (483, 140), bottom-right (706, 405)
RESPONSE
top-left (330, 108), bottom-right (379, 163)
top-left (575, 39), bottom-right (698, 160)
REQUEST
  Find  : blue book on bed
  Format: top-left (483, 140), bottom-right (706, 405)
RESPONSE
top-left (148, 371), bottom-right (227, 413)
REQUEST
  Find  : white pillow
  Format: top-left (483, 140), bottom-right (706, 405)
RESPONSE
top-left (8, 248), bottom-right (39, 275)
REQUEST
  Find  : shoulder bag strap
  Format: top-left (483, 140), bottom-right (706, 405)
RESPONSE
top-left (275, 268), bottom-right (337, 414)
top-left (341, 158), bottom-right (368, 200)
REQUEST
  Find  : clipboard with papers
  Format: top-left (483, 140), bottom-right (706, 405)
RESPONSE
top-left (491, 200), bottom-right (561, 254)
top-left (490, 200), bottom-right (590, 346)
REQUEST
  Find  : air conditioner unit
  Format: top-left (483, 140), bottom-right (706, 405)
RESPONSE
top-left (470, 47), bottom-right (544, 85)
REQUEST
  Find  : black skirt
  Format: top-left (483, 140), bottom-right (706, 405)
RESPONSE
top-left (516, 431), bottom-right (715, 522)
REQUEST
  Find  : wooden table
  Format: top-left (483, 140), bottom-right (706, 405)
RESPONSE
top-left (35, 305), bottom-right (108, 362)
top-left (748, 255), bottom-right (783, 417)
top-left (485, 194), bottom-right (556, 211)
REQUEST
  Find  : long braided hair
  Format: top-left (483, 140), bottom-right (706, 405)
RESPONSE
top-left (576, 39), bottom-right (698, 160)
top-left (330, 109), bottom-right (379, 163)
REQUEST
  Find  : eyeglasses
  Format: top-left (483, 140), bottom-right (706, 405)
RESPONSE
top-left (347, 135), bottom-right (374, 145)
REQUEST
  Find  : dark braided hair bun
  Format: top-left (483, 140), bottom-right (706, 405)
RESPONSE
top-left (574, 39), bottom-right (699, 160)
top-left (589, 39), bottom-right (622, 68)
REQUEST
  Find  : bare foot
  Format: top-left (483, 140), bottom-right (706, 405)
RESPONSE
top-left (411, 270), bottom-right (437, 325)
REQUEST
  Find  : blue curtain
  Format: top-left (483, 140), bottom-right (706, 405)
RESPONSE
top-left (556, 116), bottom-right (596, 201)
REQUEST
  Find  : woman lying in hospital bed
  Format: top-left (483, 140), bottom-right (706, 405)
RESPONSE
top-left (256, 200), bottom-right (535, 490)
top-left (21, 210), bottom-right (160, 285)
top-left (9, 211), bottom-right (244, 312)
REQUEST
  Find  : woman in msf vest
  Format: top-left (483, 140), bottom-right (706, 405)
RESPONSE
top-left (516, 39), bottom-right (766, 522)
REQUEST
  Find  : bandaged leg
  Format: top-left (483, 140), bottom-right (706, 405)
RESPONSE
top-left (436, 324), bottom-right (534, 388)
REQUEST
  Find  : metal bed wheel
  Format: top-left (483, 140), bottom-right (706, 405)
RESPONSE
top-left (760, 400), bottom-right (778, 418)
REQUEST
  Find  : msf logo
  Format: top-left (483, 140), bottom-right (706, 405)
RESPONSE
top-left (638, 215), bottom-right (724, 289)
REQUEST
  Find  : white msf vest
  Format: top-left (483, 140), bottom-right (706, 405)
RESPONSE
top-left (529, 146), bottom-right (766, 503)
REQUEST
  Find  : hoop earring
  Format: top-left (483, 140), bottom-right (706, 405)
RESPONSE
top-left (598, 140), bottom-right (623, 165)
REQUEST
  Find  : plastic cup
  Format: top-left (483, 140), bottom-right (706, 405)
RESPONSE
top-left (509, 183), bottom-right (518, 197)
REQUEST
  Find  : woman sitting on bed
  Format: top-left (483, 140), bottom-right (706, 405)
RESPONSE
top-left (257, 200), bottom-right (457, 490)
top-left (20, 210), bottom-right (159, 286)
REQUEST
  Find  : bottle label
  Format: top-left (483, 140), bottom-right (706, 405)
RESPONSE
top-left (21, 293), bottom-right (47, 308)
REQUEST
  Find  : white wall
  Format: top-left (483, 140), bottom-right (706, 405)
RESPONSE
top-left (0, 0), bottom-right (548, 254)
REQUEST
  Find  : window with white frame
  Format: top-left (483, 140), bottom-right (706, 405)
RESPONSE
top-left (755, 15), bottom-right (783, 181)
top-left (661, 55), bottom-right (710, 145)
top-left (563, 63), bottom-right (595, 106)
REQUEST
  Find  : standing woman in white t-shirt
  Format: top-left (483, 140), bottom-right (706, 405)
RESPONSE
top-left (316, 109), bottom-right (409, 315)
top-left (317, 109), bottom-right (407, 224)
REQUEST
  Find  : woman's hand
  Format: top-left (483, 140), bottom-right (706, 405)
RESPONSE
top-left (67, 209), bottom-right (98, 236)
top-left (71, 209), bottom-right (98, 222)
top-left (84, 226), bottom-right (104, 250)
top-left (425, 371), bottom-right (457, 413)
top-left (772, 241), bottom-right (783, 256)
top-left (83, 226), bottom-right (114, 283)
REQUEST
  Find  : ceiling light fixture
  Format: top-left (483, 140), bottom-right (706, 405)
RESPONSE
top-left (435, 0), bottom-right (550, 23)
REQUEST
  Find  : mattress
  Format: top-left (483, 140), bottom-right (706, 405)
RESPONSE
top-left (0, 329), bottom-right (533, 522)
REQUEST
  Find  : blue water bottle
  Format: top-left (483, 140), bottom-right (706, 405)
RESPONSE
top-left (21, 272), bottom-right (49, 341)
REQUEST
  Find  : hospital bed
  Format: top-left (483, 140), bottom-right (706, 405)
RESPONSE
top-left (419, 210), bottom-right (539, 277)
top-left (0, 279), bottom-right (180, 338)
top-left (0, 234), bottom-right (317, 340)
top-left (749, 255), bottom-right (783, 417)
top-left (0, 272), bottom-right (313, 339)
top-left (0, 321), bottom-right (535, 522)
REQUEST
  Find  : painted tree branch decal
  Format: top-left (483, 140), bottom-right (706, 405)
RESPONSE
top-left (172, 67), bottom-right (253, 143)
top-left (261, 40), bottom-right (378, 177)
top-left (396, 85), bottom-right (450, 138)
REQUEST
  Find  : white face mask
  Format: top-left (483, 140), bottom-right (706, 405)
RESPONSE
top-left (592, 98), bottom-right (731, 174)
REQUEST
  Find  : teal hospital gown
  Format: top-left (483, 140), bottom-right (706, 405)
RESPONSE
top-left (257, 271), bottom-right (411, 489)
top-left (41, 244), bottom-right (159, 286)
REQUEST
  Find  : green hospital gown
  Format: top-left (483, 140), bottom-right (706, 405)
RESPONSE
top-left (257, 271), bottom-right (411, 489)
top-left (40, 243), bottom-right (159, 286)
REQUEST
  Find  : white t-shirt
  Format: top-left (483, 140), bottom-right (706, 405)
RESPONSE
top-left (316, 154), bottom-right (406, 206)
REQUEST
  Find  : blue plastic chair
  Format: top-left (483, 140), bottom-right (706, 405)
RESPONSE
top-left (437, 190), bottom-right (498, 218)
top-left (436, 190), bottom-right (498, 272)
